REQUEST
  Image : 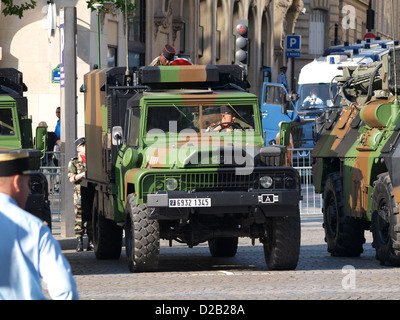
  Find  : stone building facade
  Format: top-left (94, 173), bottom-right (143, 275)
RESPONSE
top-left (2, 0), bottom-right (360, 136)
top-left (292, 0), bottom-right (400, 88)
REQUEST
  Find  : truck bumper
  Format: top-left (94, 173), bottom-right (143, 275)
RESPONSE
top-left (147, 190), bottom-right (301, 219)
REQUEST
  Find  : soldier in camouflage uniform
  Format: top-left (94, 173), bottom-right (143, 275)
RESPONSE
top-left (68, 137), bottom-right (93, 252)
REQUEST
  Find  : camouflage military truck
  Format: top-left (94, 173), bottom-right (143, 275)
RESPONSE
top-left (0, 68), bottom-right (51, 227)
top-left (80, 65), bottom-right (301, 272)
top-left (312, 45), bottom-right (400, 266)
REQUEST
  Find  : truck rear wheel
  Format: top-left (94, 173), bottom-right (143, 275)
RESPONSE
top-left (92, 192), bottom-right (122, 259)
top-left (371, 173), bottom-right (400, 266)
top-left (125, 194), bottom-right (160, 272)
top-left (208, 237), bottom-right (238, 257)
top-left (263, 212), bottom-right (300, 270)
top-left (323, 172), bottom-right (364, 257)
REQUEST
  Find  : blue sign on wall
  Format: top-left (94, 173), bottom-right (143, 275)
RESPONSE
top-left (286, 51), bottom-right (301, 58)
top-left (52, 64), bottom-right (60, 83)
top-left (286, 35), bottom-right (301, 51)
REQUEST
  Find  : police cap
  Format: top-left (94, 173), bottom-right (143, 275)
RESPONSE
top-left (0, 150), bottom-right (32, 176)
top-left (75, 137), bottom-right (85, 148)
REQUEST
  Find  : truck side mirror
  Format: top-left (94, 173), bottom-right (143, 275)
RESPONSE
top-left (35, 126), bottom-right (48, 158)
top-left (112, 126), bottom-right (123, 146)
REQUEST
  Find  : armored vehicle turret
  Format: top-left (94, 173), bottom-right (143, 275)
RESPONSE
top-left (312, 45), bottom-right (400, 265)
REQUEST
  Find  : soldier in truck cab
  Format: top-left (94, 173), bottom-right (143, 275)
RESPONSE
top-left (206, 105), bottom-right (238, 132)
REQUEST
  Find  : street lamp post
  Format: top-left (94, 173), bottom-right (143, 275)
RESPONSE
top-left (93, 3), bottom-right (103, 68)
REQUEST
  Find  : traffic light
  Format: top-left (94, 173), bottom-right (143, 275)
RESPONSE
top-left (235, 20), bottom-right (248, 68)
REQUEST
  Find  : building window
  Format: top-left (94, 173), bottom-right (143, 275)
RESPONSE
top-left (198, 25), bottom-right (204, 57)
top-left (107, 46), bottom-right (117, 67)
top-left (216, 30), bottom-right (221, 61)
top-left (128, 0), bottom-right (145, 66)
top-left (309, 9), bottom-right (326, 55)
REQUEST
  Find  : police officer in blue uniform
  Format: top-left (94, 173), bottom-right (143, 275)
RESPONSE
top-left (0, 150), bottom-right (78, 300)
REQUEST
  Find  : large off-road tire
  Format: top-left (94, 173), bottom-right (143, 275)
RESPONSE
top-left (323, 172), bottom-right (365, 257)
top-left (125, 194), bottom-right (160, 272)
top-left (371, 172), bottom-right (400, 266)
top-left (263, 211), bottom-right (300, 270)
top-left (208, 237), bottom-right (238, 257)
top-left (92, 192), bottom-right (123, 259)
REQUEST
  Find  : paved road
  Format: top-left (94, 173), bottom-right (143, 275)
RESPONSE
top-left (57, 214), bottom-right (400, 301)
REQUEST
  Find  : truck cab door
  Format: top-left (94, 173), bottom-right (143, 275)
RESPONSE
top-left (261, 83), bottom-right (295, 145)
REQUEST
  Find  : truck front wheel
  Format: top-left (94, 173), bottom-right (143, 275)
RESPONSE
top-left (262, 212), bottom-right (300, 270)
top-left (125, 194), bottom-right (160, 272)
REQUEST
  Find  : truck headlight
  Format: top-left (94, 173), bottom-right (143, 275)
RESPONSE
top-left (260, 176), bottom-right (273, 188)
top-left (166, 178), bottom-right (178, 191)
top-left (285, 176), bottom-right (295, 189)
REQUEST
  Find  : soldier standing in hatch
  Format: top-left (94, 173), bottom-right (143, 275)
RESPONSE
top-left (68, 137), bottom-right (93, 252)
top-left (149, 44), bottom-right (176, 66)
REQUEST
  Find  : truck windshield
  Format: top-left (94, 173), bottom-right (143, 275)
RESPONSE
top-left (0, 108), bottom-right (15, 135)
top-left (298, 83), bottom-right (342, 111)
top-left (146, 105), bottom-right (255, 133)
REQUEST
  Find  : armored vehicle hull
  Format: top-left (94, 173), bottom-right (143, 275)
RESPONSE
top-left (312, 46), bottom-right (400, 265)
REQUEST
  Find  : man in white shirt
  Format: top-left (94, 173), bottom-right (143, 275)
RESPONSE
top-left (0, 150), bottom-right (78, 300)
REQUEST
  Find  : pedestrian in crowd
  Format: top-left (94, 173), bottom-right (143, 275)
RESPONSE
top-left (149, 44), bottom-right (176, 66)
top-left (53, 108), bottom-right (61, 191)
top-left (0, 150), bottom-right (79, 300)
top-left (68, 137), bottom-right (93, 252)
top-left (277, 66), bottom-right (289, 92)
top-left (54, 107), bottom-right (60, 139)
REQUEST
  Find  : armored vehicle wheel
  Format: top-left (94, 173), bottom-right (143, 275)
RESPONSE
top-left (125, 194), bottom-right (160, 272)
top-left (323, 172), bottom-right (364, 257)
top-left (92, 192), bottom-right (123, 259)
top-left (263, 212), bottom-right (300, 270)
top-left (208, 237), bottom-right (238, 257)
top-left (371, 173), bottom-right (400, 266)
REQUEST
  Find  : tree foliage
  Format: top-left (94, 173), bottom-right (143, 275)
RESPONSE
top-left (1, 0), bottom-right (37, 18)
top-left (86, 0), bottom-right (136, 13)
top-left (0, 0), bottom-right (136, 18)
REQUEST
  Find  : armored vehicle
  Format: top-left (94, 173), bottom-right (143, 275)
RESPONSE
top-left (0, 68), bottom-right (51, 227)
top-left (80, 65), bottom-right (301, 272)
top-left (312, 45), bottom-right (400, 265)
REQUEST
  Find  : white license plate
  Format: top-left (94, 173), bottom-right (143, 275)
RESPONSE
top-left (169, 198), bottom-right (211, 207)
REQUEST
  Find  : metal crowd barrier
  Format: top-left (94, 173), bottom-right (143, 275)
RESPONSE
top-left (39, 151), bottom-right (61, 223)
top-left (289, 148), bottom-right (322, 215)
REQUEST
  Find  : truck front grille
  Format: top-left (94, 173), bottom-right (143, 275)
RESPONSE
top-left (141, 168), bottom-right (298, 198)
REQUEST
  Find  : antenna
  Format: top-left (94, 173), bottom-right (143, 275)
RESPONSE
top-left (391, 0), bottom-right (399, 104)
top-left (124, 0), bottom-right (132, 85)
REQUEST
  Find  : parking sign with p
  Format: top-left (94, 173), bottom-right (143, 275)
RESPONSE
top-left (286, 35), bottom-right (301, 51)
